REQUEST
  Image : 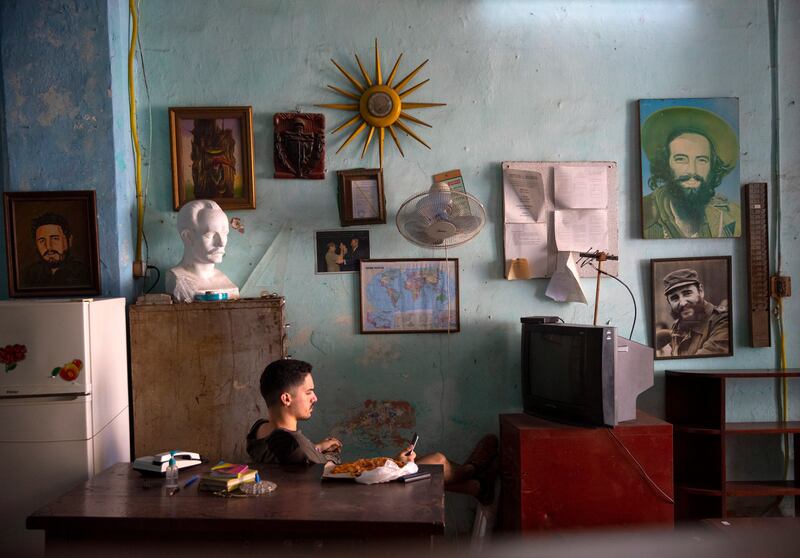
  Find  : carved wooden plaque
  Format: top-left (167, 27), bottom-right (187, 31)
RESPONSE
top-left (274, 112), bottom-right (326, 179)
top-left (130, 298), bottom-right (286, 461)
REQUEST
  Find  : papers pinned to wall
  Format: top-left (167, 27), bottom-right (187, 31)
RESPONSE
top-left (545, 252), bottom-right (588, 303)
top-left (502, 161), bottom-right (618, 279)
top-left (503, 169), bottom-right (547, 222)
top-left (554, 209), bottom-right (609, 253)
top-left (554, 165), bottom-right (608, 209)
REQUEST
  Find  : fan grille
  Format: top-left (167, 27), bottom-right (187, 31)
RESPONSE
top-left (396, 190), bottom-right (486, 248)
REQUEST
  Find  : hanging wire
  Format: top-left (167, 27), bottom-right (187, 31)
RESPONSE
top-left (581, 260), bottom-right (637, 340)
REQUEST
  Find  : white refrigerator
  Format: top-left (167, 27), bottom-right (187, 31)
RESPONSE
top-left (0, 298), bottom-right (130, 557)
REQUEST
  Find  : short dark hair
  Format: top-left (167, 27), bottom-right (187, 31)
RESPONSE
top-left (259, 358), bottom-right (312, 408)
top-left (31, 212), bottom-right (71, 240)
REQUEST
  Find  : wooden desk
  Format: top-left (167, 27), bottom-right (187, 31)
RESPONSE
top-left (27, 462), bottom-right (444, 552)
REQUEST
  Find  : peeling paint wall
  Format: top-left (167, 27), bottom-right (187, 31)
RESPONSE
top-left (0, 0), bottom-right (134, 299)
top-left (123, 0), bottom-right (800, 461)
top-left (1, 0), bottom-right (799, 507)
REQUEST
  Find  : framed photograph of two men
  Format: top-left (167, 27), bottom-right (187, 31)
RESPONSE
top-left (639, 98), bottom-right (740, 239)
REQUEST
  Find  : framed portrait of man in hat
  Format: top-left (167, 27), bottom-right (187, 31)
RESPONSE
top-left (639, 98), bottom-right (740, 239)
top-left (651, 256), bottom-right (732, 360)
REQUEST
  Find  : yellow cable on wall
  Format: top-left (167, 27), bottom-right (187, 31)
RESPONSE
top-left (128, 0), bottom-right (144, 274)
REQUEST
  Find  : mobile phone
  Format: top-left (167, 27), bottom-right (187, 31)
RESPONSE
top-left (405, 432), bottom-right (419, 456)
top-left (400, 471), bottom-right (431, 483)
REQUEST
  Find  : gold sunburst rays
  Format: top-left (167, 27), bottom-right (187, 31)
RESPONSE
top-left (316, 38), bottom-right (445, 168)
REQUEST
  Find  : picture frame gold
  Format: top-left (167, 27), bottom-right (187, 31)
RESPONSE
top-left (3, 190), bottom-right (101, 298)
top-left (169, 106), bottom-right (256, 211)
top-left (336, 168), bottom-right (386, 226)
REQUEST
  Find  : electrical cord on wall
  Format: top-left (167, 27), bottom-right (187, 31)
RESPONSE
top-left (762, 0), bottom-right (790, 517)
top-left (128, 0), bottom-right (145, 276)
top-left (605, 428), bottom-right (674, 504)
top-left (583, 262), bottom-right (637, 340)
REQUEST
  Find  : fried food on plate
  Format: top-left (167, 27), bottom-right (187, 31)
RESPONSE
top-left (330, 457), bottom-right (399, 476)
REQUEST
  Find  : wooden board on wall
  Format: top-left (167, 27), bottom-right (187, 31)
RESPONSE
top-left (502, 161), bottom-right (619, 278)
top-left (129, 298), bottom-right (286, 462)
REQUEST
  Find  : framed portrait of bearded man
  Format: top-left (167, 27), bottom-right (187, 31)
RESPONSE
top-left (639, 98), bottom-right (740, 239)
top-left (651, 256), bottom-right (732, 360)
top-left (169, 107), bottom-right (256, 210)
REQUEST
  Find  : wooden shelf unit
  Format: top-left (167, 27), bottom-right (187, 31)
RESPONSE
top-left (666, 369), bottom-right (800, 520)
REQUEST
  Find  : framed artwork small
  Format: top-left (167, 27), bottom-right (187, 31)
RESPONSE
top-left (337, 168), bottom-right (386, 226)
top-left (315, 230), bottom-right (370, 274)
top-left (359, 258), bottom-right (459, 334)
top-left (274, 112), bottom-right (325, 179)
top-left (651, 256), bottom-right (732, 360)
top-left (169, 106), bottom-right (256, 210)
top-left (3, 191), bottom-right (101, 298)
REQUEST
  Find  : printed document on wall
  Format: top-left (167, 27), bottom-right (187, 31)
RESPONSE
top-left (554, 165), bottom-right (608, 209)
top-left (554, 209), bottom-right (609, 252)
top-left (545, 252), bottom-right (588, 303)
top-left (504, 223), bottom-right (548, 276)
top-left (503, 168), bottom-right (546, 222)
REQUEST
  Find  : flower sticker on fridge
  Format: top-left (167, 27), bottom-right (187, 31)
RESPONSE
top-left (52, 359), bottom-right (83, 381)
top-left (0, 344), bottom-right (27, 372)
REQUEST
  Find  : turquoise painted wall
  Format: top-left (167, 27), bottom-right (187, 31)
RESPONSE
top-left (1, 0), bottom-right (799, 515)
top-left (0, 0), bottom-right (134, 299)
top-left (130, 0), bottom-right (799, 458)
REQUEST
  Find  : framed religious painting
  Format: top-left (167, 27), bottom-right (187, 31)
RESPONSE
top-left (639, 98), bottom-right (740, 239)
top-left (359, 258), bottom-right (459, 334)
top-left (651, 256), bottom-right (732, 360)
top-left (336, 168), bottom-right (386, 226)
top-left (3, 191), bottom-right (101, 298)
top-left (169, 106), bottom-right (256, 210)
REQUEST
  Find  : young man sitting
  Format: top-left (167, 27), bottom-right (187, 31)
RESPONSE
top-left (246, 358), bottom-right (498, 503)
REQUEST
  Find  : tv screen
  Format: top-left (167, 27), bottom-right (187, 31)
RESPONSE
top-left (521, 319), bottom-right (653, 426)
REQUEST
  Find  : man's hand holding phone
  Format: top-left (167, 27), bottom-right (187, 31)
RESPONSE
top-left (397, 432), bottom-right (419, 464)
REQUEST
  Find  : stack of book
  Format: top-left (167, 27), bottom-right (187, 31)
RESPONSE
top-left (198, 462), bottom-right (258, 492)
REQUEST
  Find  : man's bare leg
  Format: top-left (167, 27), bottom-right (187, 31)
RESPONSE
top-left (418, 452), bottom-right (476, 484)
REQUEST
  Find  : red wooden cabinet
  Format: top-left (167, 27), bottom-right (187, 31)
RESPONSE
top-left (500, 412), bottom-right (674, 532)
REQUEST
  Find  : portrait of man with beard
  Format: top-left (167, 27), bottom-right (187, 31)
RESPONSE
top-left (23, 212), bottom-right (91, 288)
top-left (640, 102), bottom-right (740, 239)
top-left (652, 263), bottom-right (732, 359)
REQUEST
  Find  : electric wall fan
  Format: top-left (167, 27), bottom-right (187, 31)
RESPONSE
top-left (396, 182), bottom-right (486, 248)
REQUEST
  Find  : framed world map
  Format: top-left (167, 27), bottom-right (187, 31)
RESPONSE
top-left (359, 258), bottom-right (459, 334)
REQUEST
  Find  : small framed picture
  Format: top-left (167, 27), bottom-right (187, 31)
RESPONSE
top-left (336, 168), bottom-right (386, 226)
top-left (651, 256), bottom-right (732, 360)
top-left (169, 106), bottom-right (256, 210)
top-left (3, 191), bottom-right (101, 298)
top-left (315, 230), bottom-right (370, 274)
top-left (359, 258), bottom-right (459, 334)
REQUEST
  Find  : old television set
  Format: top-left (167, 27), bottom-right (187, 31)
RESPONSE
top-left (520, 318), bottom-right (654, 426)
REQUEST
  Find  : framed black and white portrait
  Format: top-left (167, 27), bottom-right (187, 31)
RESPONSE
top-left (651, 256), bottom-right (732, 360)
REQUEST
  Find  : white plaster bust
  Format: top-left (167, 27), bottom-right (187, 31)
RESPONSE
top-left (165, 200), bottom-right (240, 303)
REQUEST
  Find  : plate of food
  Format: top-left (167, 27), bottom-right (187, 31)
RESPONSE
top-left (323, 457), bottom-right (418, 484)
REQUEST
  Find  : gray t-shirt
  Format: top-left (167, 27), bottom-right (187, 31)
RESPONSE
top-left (246, 419), bottom-right (340, 465)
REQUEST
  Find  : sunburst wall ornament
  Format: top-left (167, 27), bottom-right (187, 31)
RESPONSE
top-left (317, 39), bottom-right (446, 169)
